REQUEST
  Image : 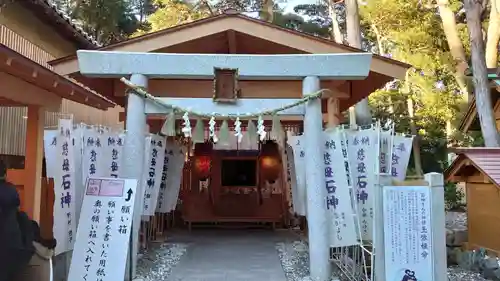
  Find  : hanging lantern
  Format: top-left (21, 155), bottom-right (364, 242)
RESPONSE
top-left (193, 142), bottom-right (213, 180)
top-left (259, 140), bottom-right (282, 184)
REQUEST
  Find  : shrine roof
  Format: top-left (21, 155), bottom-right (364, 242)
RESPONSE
top-left (459, 70), bottom-right (500, 133)
top-left (445, 147), bottom-right (500, 188)
top-left (49, 11), bottom-right (410, 78)
top-left (0, 44), bottom-right (115, 109)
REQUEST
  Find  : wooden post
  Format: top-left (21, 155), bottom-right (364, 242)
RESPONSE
top-left (25, 105), bottom-right (44, 221)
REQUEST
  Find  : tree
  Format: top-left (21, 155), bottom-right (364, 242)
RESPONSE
top-left (464, 0), bottom-right (500, 147)
top-left (437, 0), bottom-right (470, 100)
top-left (132, 0), bottom-right (211, 36)
top-left (54, 0), bottom-right (141, 44)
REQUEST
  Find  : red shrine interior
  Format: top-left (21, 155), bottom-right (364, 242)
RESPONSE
top-left (147, 119), bottom-right (297, 228)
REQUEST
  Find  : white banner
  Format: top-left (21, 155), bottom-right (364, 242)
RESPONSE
top-left (383, 185), bottom-right (433, 281)
top-left (323, 130), bottom-right (357, 247)
top-left (142, 135), bottom-right (166, 216)
top-left (347, 128), bottom-right (378, 241)
top-left (285, 145), bottom-right (301, 217)
top-left (53, 119), bottom-right (77, 255)
top-left (379, 130), bottom-right (392, 174)
top-left (68, 178), bottom-right (137, 281)
top-left (164, 145), bottom-right (186, 212)
top-left (43, 130), bottom-right (58, 179)
top-left (391, 135), bottom-right (414, 181)
top-left (156, 142), bottom-right (174, 213)
top-left (103, 133), bottom-right (125, 178)
top-left (73, 127), bottom-right (84, 225)
top-left (287, 135), bottom-right (307, 216)
top-left (82, 129), bottom-right (106, 185)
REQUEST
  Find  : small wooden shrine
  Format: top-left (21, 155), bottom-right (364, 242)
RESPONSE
top-left (445, 147), bottom-right (500, 254)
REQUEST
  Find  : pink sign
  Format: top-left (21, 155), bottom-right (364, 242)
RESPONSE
top-left (86, 179), bottom-right (101, 196)
top-left (99, 179), bottom-right (124, 197)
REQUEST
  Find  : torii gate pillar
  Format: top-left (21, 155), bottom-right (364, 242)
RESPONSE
top-left (303, 76), bottom-right (331, 281)
top-left (123, 73), bottom-right (148, 280)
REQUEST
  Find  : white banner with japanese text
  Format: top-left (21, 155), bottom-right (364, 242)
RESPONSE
top-left (142, 135), bottom-right (166, 217)
top-left (156, 142), bottom-right (175, 213)
top-left (68, 177), bottom-right (137, 281)
top-left (73, 127), bottom-right (84, 225)
top-left (379, 130), bottom-right (392, 174)
top-left (102, 133), bottom-right (125, 178)
top-left (52, 119), bottom-right (77, 255)
top-left (82, 129), bottom-right (106, 185)
top-left (323, 130), bottom-right (357, 247)
top-left (287, 135), bottom-right (307, 217)
top-left (391, 135), bottom-right (414, 181)
top-left (383, 185), bottom-right (433, 281)
top-left (285, 145), bottom-right (301, 217)
top-left (164, 145), bottom-right (186, 213)
top-left (346, 128), bottom-right (378, 241)
top-left (43, 130), bottom-right (58, 179)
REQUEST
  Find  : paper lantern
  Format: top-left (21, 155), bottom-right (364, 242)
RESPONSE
top-left (194, 142), bottom-right (213, 180)
top-left (259, 140), bottom-right (282, 184)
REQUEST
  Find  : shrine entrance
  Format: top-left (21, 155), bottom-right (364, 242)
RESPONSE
top-left (51, 10), bottom-right (408, 281)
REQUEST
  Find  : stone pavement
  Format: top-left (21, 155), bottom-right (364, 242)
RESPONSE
top-left (166, 229), bottom-right (290, 281)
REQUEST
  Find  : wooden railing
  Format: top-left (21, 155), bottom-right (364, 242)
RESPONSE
top-left (0, 25), bottom-right (55, 69)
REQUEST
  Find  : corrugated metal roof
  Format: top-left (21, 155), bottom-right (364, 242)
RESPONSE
top-left (451, 147), bottom-right (500, 187)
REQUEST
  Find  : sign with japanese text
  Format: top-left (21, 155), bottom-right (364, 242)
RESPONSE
top-left (323, 130), bottom-right (357, 247)
top-left (347, 129), bottom-right (378, 241)
top-left (379, 130), bottom-right (392, 174)
top-left (287, 135), bottom-right (307, 217)
top-left (391, 136), bottom-right (414, 181)
top-left (142, 135), bottom-right (166, 217)
top-left (383, 186), bottom-right (433, 281)
top-left (73, 127), bottom-right (85, 225)
top-left (103, 133), bottom-right (125, 178)
top-left (82, 129), bottom-right (106, 185)
top-left (285, 145), bottom-right (301, 217)
top-left (156, 142), bottom-right (174, 213)
top-left (163, 145), bottom-right (187, 213)
top-left (43, 130), bottom-right (58, 180)
top-left (68, 177), bottom-right (137, 281)
top-left (53, 119), bottom-right (77, 254)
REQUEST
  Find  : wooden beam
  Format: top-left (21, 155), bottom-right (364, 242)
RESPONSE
top-left (145, 97), bottom-right (307, 116)
top-left (77, 50), bottom-right (372, 80)
top-left (227, 30), bottom-right (237, 53)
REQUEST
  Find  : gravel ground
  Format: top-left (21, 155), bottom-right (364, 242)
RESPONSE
top-left (447, 266), bottom-right (489, 281)
top-left (135, 243), bottom-right (188, 281)
top-left (276, 240), bottom-right (345, 281)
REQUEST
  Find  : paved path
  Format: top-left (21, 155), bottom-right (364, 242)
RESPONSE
top-left (167, 229), bottom-right (290, 281)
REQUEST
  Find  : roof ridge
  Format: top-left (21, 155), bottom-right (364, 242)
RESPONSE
top-left (41, 0), bottom-right (102, 47)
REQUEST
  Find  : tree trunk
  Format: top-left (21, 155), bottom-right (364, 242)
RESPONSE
top-left (485, 0), bottom-right (500, 67)
top-left (259, 0), bottom-right (274, 22)
top-left (406, 94), bottom-right (424, 176)
top-left (464, 0), bottom-right (500, 147)
top-left (328, 0), bottom-right (343, 43)
top-left (437, 0), bottom-right (470, 101)
top-left (345, 0), bottom-right (372, 125)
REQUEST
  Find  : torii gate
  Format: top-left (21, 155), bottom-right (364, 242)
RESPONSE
top-left (76, 50), bottom-right (373, 281)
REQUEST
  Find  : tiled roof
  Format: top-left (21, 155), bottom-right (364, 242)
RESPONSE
top-left (21, 0), bottom-right (101, 48)
top-left (449, 147), bottom-right (500, 187)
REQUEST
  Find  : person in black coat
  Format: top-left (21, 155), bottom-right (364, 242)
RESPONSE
top-left (0, 160), bottom-right (35, 281)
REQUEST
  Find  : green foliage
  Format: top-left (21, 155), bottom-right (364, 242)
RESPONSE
top-left (53, 0), bottom-right (145, 44)
top-left (444, 182), bottom-right (465, 211)
top-left (132, 0), bottom-right (211, 36)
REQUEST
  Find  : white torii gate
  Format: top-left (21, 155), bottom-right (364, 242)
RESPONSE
top-left (76, 50), bottom-right (373, 281)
